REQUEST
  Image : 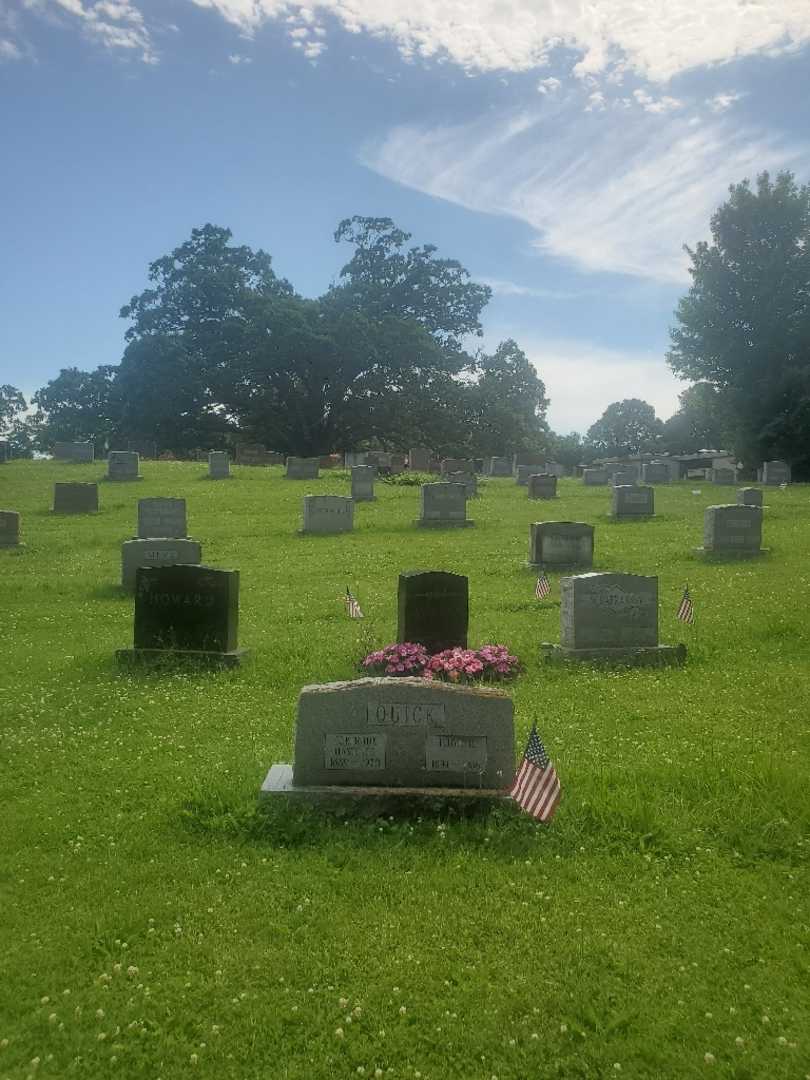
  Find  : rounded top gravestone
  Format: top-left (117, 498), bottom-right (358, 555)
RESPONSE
top-left (397, 571), bottom-right (469, 655)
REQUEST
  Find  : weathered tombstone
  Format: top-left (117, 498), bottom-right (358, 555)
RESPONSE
top-left (107, 451), bottom-right (141, 481)
top-left (389, 453), bottom-right (407, 474)
top-left (52, 482), bottom-right (98, 514)
top-left (611, 467), bottom-right (638, 486)
top-left (446, 471), bottom-right (477, 498)
top-left (611, 485), bottom-right (654, 518)
top-left (761, 460), bottom-right (791, 485)
top-left (351, 466), bottom-right (376, 502)
top-left (366, 452), bottom-right (391, 471)
top-left (513, 453), bottom-right (545, 475)
top-left (737, 487), bottom-right (763, 507)
top-left (121, 538), bottom-right (203, 591)
top-left (711, 466), bottom-right (737, 484)
top-left (529, 522), bottom-right (593, 568)
top-left (409, 447), bottom-right (431, 472)
top-left (397, 570), bottom-right (468, 653)
top-left (236, 443), bottom-right (268, 466)
top-left (0, 511), bottom-right (20, 547)
top-left (208, 451), bottom-right (231, 479)
top-left (544, 462), bottom-right (566, 478)
top-left (487, 456), bottom-right (512, 477)
top-left (440, 457), bottom-right (473, 476)
top-left (301, 495), bottom-right (354, 534)
top-left (527, 473), bottom-right (557, 499)
top-left (641, 462), bottom-right (671, 484)
top-left (666, 459), bottom-right (683, 481)
top-left (583, 468), bottom-right (608, 486)
top-left (0, 441), bottom-right (9, 463)
top-left (260, 677), bottom-right (515, 809)
top-left (701, 505), bottom-right (763, 555)
top-left (116, 564), bottom-right (246, 666)
top-left (53, 441), bottom-right (94, 463)
top-left (286, 456), bottom-right (320, 480)
top-left (344, 451), bottom-right (367, 468)
top-left (137, 497), bottom-right (187, 539)
top-left (417, 483), bottom-right (473, 528)
top-left (541, 572), bottom-right (685, 667)
top-left (127, 440), bottom-right (158, 460)
top-left (515, 465), bottom-right (534, 486)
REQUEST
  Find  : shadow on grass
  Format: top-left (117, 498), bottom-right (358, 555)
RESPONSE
top-left (92, 583), bottom-right (130, 601)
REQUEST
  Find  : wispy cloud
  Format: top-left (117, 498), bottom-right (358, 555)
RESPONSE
top-left (0, 37), bottom-right (22, 60)
top-left (479, 277), bottom-right (585, 301)
top-left (26, 0), bottom-right (156, 62)
top-left (362, 103), bottom-right (810, 284)
top-left (706, 90), bottom-right (746, 113)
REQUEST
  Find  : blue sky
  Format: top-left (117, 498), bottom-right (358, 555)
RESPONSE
top-left (2, 1), bottom-right (810, 433)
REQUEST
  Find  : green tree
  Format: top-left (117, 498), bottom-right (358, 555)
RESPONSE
top-left (32, 366), bottom-right (119, 450)
top-left (668, 170), bottom-right (810, 469)
top-left (547, 431), bottom-right (590, 468)
top-left (464, 339), bottom-right (549, 457)
top-left (0, 385), bottom-right (35, 458)
top-left (661, 382), bottom-right (730, 454)
top-left (586, 398), bottom-right (663, 457)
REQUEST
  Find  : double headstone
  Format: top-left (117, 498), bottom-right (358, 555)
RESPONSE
top-left (611, 485), bottom-right (654, 518)
top-left (583, 468), bottom-right (608, 486)
top-left (301, 495), bottom-right (354, 534)
top-left (417, 483), bottom-right (472, 528)
top-left (408, 447), bottom-right (431, 472)
top-left (737, 487), bottom-right (763, 507)
top-left (286, 456), bottom-right (320, 480)
top-left (260, 677), bottom-right (515, 808)
top-left (0, 511), bottom-right (20, 547)
top-left (761, 460), bottom-right (790, 485)
top-left (527, 474), bottom-right (557, 499)
top-left (53, 441), bottom-right (94, 463)
top-left (208, 451), bottom-right (231, 479)
top-left (107, 451), bottom-right (141, 481)
top-left (351, 466), bottom-right (376, 502)
top-left (641, 462), bottom-right (671, 484)
top-left (701, 505), bottom-right (763, 555)
top-left (529, 522), bottom-right (593, 568)
top-left (116, 565), bottom-right (246, 667)
top-left (52, 483), bottom-right (98, 514)
top-left (397, 571), bottom-right (468, 654)
top-left (541, 572), bottom-right (685, 667)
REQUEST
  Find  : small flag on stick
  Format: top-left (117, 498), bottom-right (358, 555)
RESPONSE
top-left (345, 587), bottom-right (364, 619)
top-left (510, 725), bottom-right (560, 822)
top-left (535, 570), bottom-right (551, 600)
top-left (676, 584), bottom-right (694, 624)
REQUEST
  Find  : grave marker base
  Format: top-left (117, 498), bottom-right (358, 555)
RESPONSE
top-left (541, 643), bottom-right (686, 668)
top-left (260, 764), bottom-right (514, 816)
top-left (116, 647), bottom-right (248, 669)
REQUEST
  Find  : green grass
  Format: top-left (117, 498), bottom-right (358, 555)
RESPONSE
top-left (1, 461), bottom-right (809, 1080)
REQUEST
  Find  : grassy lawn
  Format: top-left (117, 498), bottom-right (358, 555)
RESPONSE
top-left (1, 461), bottom-right (808, 1080)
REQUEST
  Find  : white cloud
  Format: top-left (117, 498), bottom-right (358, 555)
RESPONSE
top-left (227, 51), bottom-right (251, 62)
top-left (479, 277), bottom-right (584, 301)
top-left (0, 38), bottom-right (22, 60)
top-left (362, 104), bottom-right (810, 284)
top-left (538, 76), bottom-right (561, 94)
top-left (25, 0), bottom-right (156, 62)
top-left (513, 337), bottom-right (688, 431)
top-left (707, 90), bottom-right (745, 112)
top-left (185, 0), bottom-right (810, 82)
top-left (632, 88), bottom-right (682, 113)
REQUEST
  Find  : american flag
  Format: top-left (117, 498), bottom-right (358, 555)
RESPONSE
top-left (535, 570), bottom-right (551, 600)
top-left (510, 725), bottom-right (560, 822)
top-left (676, 584), bottom-right (694, 624)
top-left (345, 587), bottom-right (364, 619)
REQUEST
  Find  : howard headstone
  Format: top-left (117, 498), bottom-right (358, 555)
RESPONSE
top-left (301, 495), bottom-right (354, 534)
top-left (529, 522), bottom-right (593, 568)
top-left (542, 572), bottom-right (685, 666)
top-left (397, 570), bottom-right (468, 654)
top-left (53, 483), bottom-right (98, 514)
top-left (117, 564), bottom-right (245, 666)
top-left (351, 466), bottom-right (376, 502)
top-left (611, 485), bottom-right (654, 518)
top-left (208, 451), bottom-right (231, 479)
top-left (107, 451), bottom-right (141, 481)
top-left (121, 538), bottom-right (203, 591)
top-left (701, 505), bottom-right (763, 555)
top-left (0, 511), bottom-right (20, 547)
top-left (417, 483), bottom-right (472, 528)
top-left (527, 474), bottom-right (557, 499)
top-left (286, 456), bottom-right (320, 480)
top-left (137, 497), bottom-right (187, 539)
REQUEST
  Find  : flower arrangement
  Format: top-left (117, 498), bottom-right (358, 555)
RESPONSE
top-left (361, 643), bottom-right (521, 683)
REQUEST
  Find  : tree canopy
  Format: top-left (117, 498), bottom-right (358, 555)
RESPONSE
top-left (586, 398), bottom-right (663, 457)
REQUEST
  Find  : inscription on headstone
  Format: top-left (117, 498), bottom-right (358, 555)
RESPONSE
top-left (417, 483), bottom-right (472, 527)
top-left (107, 451), bottom-right (141, 481)
top-left (702, 505), bottom-right (763, 554)
top-left (137, 498), bottom-right (187, 539)
top-left (301, 495), bottom-right (354, 534)
top-left (397, 570), bottom-right (468, 653)
top-left (121, 538), bottom-right (202, 591)
top-left (561, 572), bottom-right (658, 649)
top-left (612, 485), bottom-right (654, 517)
top-left (529, 522), bottom-right (593, 567)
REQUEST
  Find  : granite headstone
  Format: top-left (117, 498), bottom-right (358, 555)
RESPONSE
top-left (417, 483), bottom-right (472, 527)
top-left (302, 495), bottom-right (354, 534)
top-left (397, 570), bottom-right (468, 654)
top-left (137, 497), bottom-right (187, 539)
top-left (121, 538), bottom-right (203, 591)
top-left (52, 483), bottom-right (98, 514)
top-left (529, 522), bottom-right (593, 568)
top-left (527, 474), bottom-right (557, 499)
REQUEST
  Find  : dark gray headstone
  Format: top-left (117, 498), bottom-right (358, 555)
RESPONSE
top-left (446, 471), bottom-right (477, 498)
top-left (703, 505), bottom-right (763, 554)
top-left (513, 453), bottom-right (545, 474)
top-left (417, 482), bottom-right (472, 527)
top-left (711, 466), bottom-right (737, 484)
top-left (236, 443), bottom-right (269, 465)
top-left (529, 522), bottom-right (593, 567)
top-left (53, 441), bottom-right (94, 463)
top-left (487, 456), bottom-right (512, 477)
top-left (301, 495), bottom-right (354, 534)
top-left (208, 451), bottom-right (230, 479)
top-left (736, 487), bottom-right (763, 507)
top-left (440, 457), bottom-right (474, 476)
top-left (397, 570), bottom-right (468, 654)
top-left (351, 466), bottom-right (376, 502)
top-left (0, 510), bottom-right (20, 547)
top-left (761, 460), bottom-right (790, 485)
top-left (107, 451), bottom-right (141, 481)
top-left (583, 468), bottom-right (608, 486)
top-left (286, 456), bottom-right (320, 480)
top-left (132, 565), bottom-right (239, 653)
top-left (611, 485), bottom-right (654, 517)
top-left (408, 447), bottom-right (431, 471)
top-left (641, 462), bottom-right (671, 484)
top-left (137, 498), bottom-right (187, 539)
top-left (527, 474), bottom-right (557, 499)
top-left (53, 483), bottom-right (98, 514)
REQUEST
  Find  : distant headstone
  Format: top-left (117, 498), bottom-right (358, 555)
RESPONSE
top-left (117, 564), bottom-right (246, 666)
top-left (513, 453), bottom-right (545, 474)
top-left (236, 443), bottom-right (269, 466)
top-left (389, 453), bottom-right (407, 474)
top-left (711, 466), bottom-right (737, 484)
top-left (366, 452), bottom-right (391, 471)
top-left (121, 538), bottom-right (203, 591)
top-left (344, 451), bottom-right (367, 468)
top-left (208, 451), bottom-right (231, 479)
top-left (542, 572), bottom-right (685, 667)
top-left (761, 460), bottom-right (791, 485)
top-left (351, 466), bottom-right (376, 502)
top-left (611, 485), bottom-right (654, 518)
top-left (446, 471), bottom-right (477, 498)
top-left (0, 510), bottom-right (20, 547)
top-left (440, 458), bottom-right (473, 476)
top-left (0, 441), bottom-right (9, 463)
top-left (544, 462), bottom-right (566, 478)
top-left (641, 462), bottom-right (671, 484)
top-left (266, 452), bottom-right (285, 466)
top-left (137, 498), bottom-right (187, 539)
top-left (52, 482), bottom-right (98, 514)
top-left (409, 447), bottom-right (431, 472)
top-left (107, 451), bottom-right (141, 481)
top-left (583, 468), bottom-right (608, 486)
top-left (527, 473), bottom-right (557, 499)
top-left (701, 505), bottom-right (763, 555)
top-left (53, 441), bottom-right (94, 463)
top-left (529, 522), bottom-right (593, 568)
top-left (286, 456), bottom-right (320, 480)
top-left (737, 487), bottom-right (763, 507)
top-left (611, 467), bottom-right (638, 486)
top-left (320, 455), bottom-right (340, 469)
top-left (417, 482), bottom-right (473, 528)
top-left (127, 440), bottom-right (158, 460)
top-left (487, 456), bottom-right (512, 477)
top-left (302, 495), bottom-right (354, 534)
top-left (515, 465), bottom-right (534, 486)
top-left (397, 570), bottom-right (468, 654)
